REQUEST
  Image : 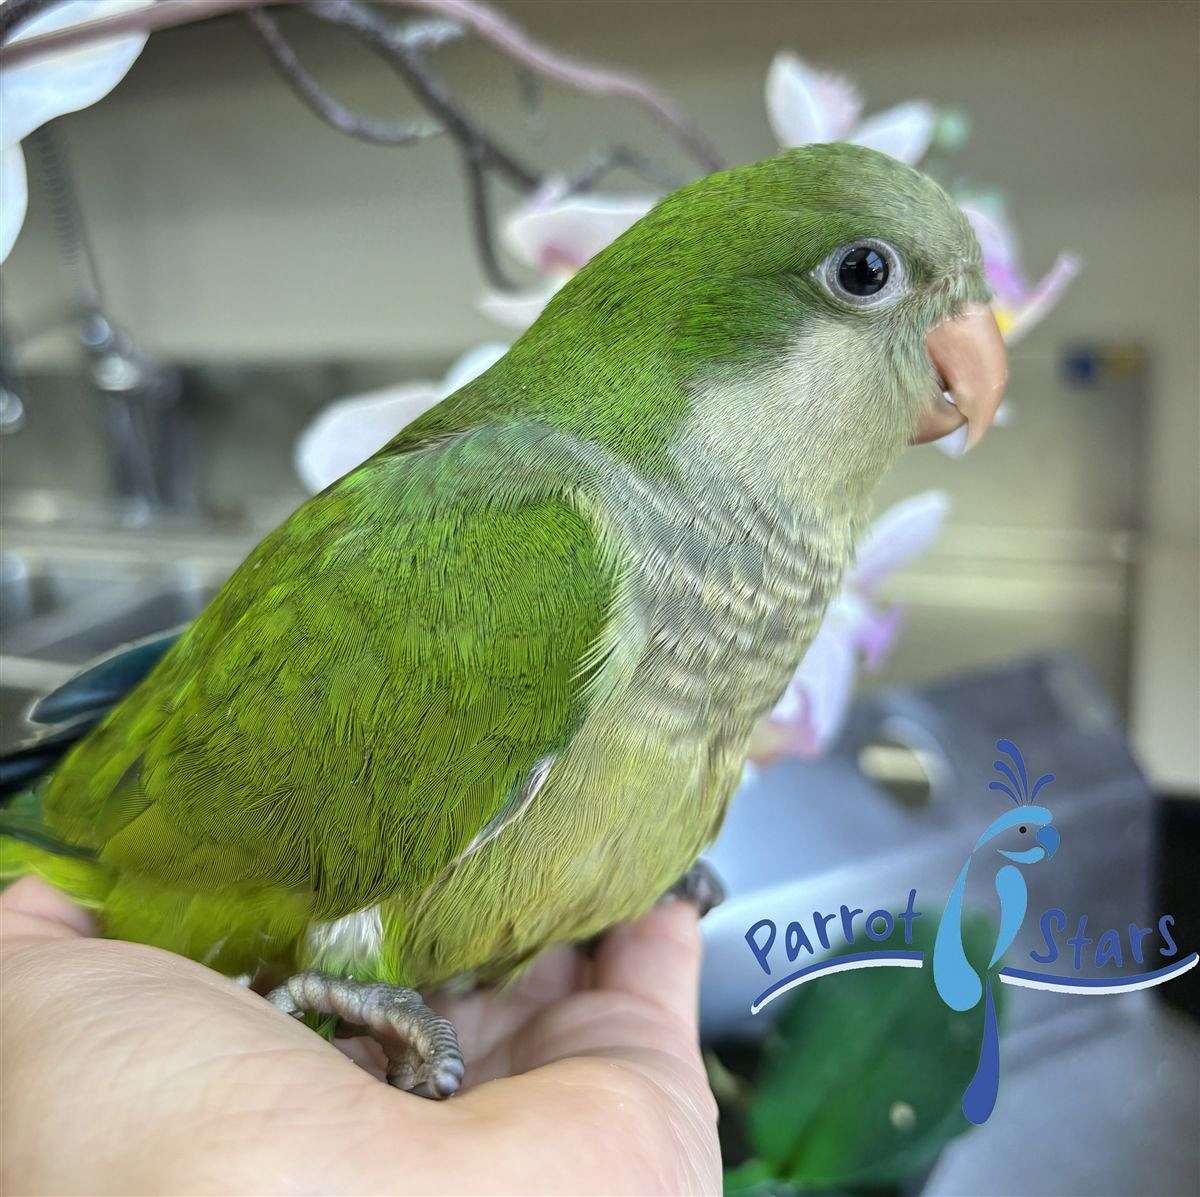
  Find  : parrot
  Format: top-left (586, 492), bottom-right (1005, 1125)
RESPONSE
top-left (933, 739), bottom-right (1059, 1124)
top-left (0, 143), bottom-right (1007, 1099)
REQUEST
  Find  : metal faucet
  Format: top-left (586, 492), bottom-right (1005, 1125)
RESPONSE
top-left (79, 310), bottom-right (192, 517)
top-left (4, 126), bottom-right (195, 519)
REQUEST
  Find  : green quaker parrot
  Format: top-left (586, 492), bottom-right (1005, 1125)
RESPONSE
top-left (0, 144), bottom-right (1006, 1098)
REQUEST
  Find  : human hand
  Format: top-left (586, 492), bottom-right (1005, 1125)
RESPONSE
top-left (0, 877), bottom-right (719, 1195)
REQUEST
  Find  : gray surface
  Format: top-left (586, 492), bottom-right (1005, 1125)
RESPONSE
top-left (700, 656), bottom-right (1196, 1197)
top-left (926, 1002), bottom-right (1200, 1197)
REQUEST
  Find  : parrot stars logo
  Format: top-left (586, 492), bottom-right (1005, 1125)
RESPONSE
top-left (932, 740), bottom-right (1062, 1125)
top-left (743, 739), bottom-right (1197, 1126)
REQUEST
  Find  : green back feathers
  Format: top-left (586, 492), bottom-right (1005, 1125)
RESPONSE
top-left (40, 427), bottom-right (615, 922)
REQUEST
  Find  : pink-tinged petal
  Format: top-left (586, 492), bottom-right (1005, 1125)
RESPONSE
top-left (930, 402), bottom-right (1010, 456)
top-left (294, 382), bottom-right (442, 493)
top-left (960, 200), bottom-right (1028, 306)
top-left (501, 188), bottom-right (655, 274)
top-left (442, 342), bottom-right (509, 393)
top-left (766, 51), bottom-right (862, 147)
top-left (1001, 253), bottom-right (1082, 346)
top-left (931, 422), bottom-right (969, 458)
top-left (850, 490), bottom-right (951, 594)
top-left (851, 100), bottom-right (937, 165)
top-left (0, 144), bottom-right (28, 263)
top-left (478, 278), bottom-right (564, 331)
top-left (1, 0), bottom-right (152, 147)
top-left (793, 624), bottom-right (859, 755)
top-left (763, 620), bottom-right (858, 759)
top-left (855, 605), bottom-right (905, 671)
top-left (475, 280), bottom-right (564, 333)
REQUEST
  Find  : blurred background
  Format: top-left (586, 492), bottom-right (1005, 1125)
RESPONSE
top-left (0, 2), bottom-right (1197, 1195)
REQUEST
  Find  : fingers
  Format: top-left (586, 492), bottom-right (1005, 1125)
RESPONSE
top-left (0, 875), bottom-right (96, 944)
top-left (458, 905), bottom-right (718, 1195)
top-left (433, 945), bottom-right (586, 1070)
top-left (441, 947), bottom-right (587, 1085)
top-left (592, 898), bottom-right (702, 1034)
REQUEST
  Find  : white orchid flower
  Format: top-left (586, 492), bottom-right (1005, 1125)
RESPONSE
top-left (480, 181), bottom-right (655, 330)
top-left (961, 197), bottom-right (1082, 346)
top-left (932, 199), bottom-right (1081, 457)
top-left (1, 0), bottom-right (152, 262)
top-left (294, 342), bottom-right (508, 493)
top-left (762, 53), bottom-right (1080, 457)
top-left (766, 51), bottom-right (937, 165)
top-left (749, 490), bottom-right (950, 764)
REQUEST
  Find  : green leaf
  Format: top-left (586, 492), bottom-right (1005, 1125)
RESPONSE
top-left (723, 1158), bottom-right (778, 1195)
top-left (744, 906), bottom-right (1000, 1191)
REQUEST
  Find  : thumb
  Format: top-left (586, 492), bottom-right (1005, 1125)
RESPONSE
top-left (0, 875), bottom-right (96, 944)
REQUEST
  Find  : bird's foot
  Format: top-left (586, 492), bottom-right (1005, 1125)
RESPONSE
top-left (266, 971), bottom-right (464, 1099)
top-left (665, 859), bottom-right (726, 917)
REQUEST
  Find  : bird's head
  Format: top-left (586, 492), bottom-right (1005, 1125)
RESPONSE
top-left (518, 143), bottom-right (1007, 501)
top-left (973, 805), bottom-right (1060, 865)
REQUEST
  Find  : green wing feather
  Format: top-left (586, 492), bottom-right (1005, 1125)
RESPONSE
top-left (41, 425), bottom-right (617, 923)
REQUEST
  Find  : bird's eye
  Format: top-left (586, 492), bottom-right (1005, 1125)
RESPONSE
top-left (820, 240), bottom-right (905, 308)
top-left (839, 246), bottom-right (888, 295)
top-left (1018, 826), bottom-right (1028, 835)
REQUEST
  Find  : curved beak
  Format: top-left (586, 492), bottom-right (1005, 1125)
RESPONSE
top-left (1035, 824), bottom-right (1060, 860)
top-left (915, 303), bottom-right (1009, 451)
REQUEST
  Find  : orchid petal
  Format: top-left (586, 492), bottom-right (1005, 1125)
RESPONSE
top-left (441, 341), bottom-right (509, 392)
top-left (931, 423), bottom-right (970, 458)
top-left (0, 144), bottom-right (28, 263)
top-left (294, 382), bottom-right (442, 493)
top-left (0, 0), bottom-right (151, 262)
top-left (930, 398), bottom-right (1012, 456)
top-left (501, 188), bottom-right (654, 274)
top-left (1, 0), bottom-right (152, 147)
top-left (478, 278), bottom-right (563, 331)
top-left (854, 604), bottom-right (905, 670)
top-left (851, 100), bottom-right (937, 165)
top-left (1001, 253), bottom-right (1082, 346)
top-left (776, 620), bottom-right (858, 757)
top-left (851, 490), bottom-right (951, 593)
top-left (960, 200), bottom-right (1027, 306)
top-left (766, 51), bottom-right (862, 147)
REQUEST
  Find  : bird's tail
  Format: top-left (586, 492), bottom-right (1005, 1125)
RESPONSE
top-left (0, 788), bottom-right (111, 907)
top-left (961, 976), bottom-right (1002, 1125)
top-left (0, 625), bottom-right (184, 800)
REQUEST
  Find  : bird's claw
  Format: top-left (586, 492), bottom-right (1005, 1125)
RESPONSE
top-left (266, 970), bottom-right (464, 1099)
top-left (666, 859), bottom-right (726, 917)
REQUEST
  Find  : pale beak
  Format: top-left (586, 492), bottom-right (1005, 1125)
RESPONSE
top-left (915, 302), bottom-right (1009, 451)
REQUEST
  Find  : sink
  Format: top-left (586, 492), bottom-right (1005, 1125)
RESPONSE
top-left (0, 535), bottom-right (245, 747)
top-left (0, 554), bottom-right (112, 626)
top-left (12, 581), bottom-right (213, 664)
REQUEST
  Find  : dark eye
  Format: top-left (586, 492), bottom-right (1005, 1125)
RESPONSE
top-left (1018, 826), bottom-right (1027, 835)
top-left (820, 239), bottom-right (904, 307)
top-left (838, 246), bottom-right (889, 296)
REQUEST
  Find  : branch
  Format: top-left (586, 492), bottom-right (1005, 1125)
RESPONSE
top-left (0, 0), bottom-right (724, 172)
top-left (245, 7), bottom-right (438, 147)
top-left (0, 0), bottom-right (724, 292)
top-left (462, 148), bottom-right (519, 291)
top-left (426, 0), bottom-right (723, 173)
top-left (306, 0), bottom-right (541, 191)
top-left (565, 145), bottom-right (686, 196)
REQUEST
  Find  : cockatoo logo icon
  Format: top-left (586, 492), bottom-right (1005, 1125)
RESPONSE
top-left (933, 739), bottom-right (1060, 1124)
top-left (744, 737), bottom-right (1196, 1129)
